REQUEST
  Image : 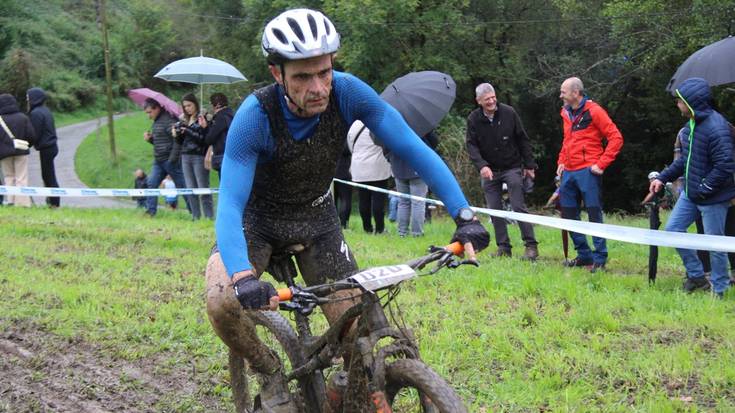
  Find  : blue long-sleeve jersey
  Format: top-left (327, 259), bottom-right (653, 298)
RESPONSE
top-left (216, 71), bottom-right (469, 276)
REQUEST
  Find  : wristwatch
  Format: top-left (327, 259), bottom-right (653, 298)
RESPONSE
top-left (455, 207), bottom-right (476, 224)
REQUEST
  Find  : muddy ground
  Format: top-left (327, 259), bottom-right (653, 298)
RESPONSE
top-left (0, 321), bottom-right (230, 413)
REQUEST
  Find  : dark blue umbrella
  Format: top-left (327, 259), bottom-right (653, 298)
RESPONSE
top-left (666, 36), bottom-right (735, 92)
top-left (380, 71), bottom-right (456, 137)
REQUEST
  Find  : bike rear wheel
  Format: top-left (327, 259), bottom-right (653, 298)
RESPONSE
top-left (385, 359), bottom-right (467, 413)
top-left (230, 311), bottom-right (326, 413)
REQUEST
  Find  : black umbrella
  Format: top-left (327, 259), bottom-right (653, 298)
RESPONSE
top-left (666, 35), bottom-right (735, 92)
top-left (380, 71), bottom-right (456, 137)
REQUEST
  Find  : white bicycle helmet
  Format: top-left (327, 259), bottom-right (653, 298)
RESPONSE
top-left (262, 9), bottom-right (340, 63)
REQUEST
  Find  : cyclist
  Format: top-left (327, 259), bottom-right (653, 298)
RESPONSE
top-left (205, 8), bottom-right (490, 411)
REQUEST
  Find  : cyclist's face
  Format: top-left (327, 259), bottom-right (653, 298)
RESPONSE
top-left (271, 54), bottom-right (333, 117)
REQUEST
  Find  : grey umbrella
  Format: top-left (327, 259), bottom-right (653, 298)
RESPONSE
top-left (380, 71), bottom-right (456, 137)
top-left (666, 35), bottom-right (735, 92)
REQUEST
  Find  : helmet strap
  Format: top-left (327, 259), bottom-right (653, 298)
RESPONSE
top-left (279, 63), bottom-right (307, 115)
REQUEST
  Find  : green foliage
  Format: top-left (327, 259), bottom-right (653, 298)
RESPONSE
top-left (4, 0), bottom-right (735, 211)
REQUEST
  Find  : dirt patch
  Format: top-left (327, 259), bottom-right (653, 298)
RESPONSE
top-left (0, 322), bottom-right (229, 413)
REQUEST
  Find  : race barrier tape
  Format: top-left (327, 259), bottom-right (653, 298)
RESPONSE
top-left (334, 179), bottom-right (735, 254)
top-left (0, 185), bottom-right (218, 197)
top-left (4, 182), bottom-right (734, 253)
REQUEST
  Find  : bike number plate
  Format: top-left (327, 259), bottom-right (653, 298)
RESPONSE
top-left (348, 265), bottom-right (417, 292)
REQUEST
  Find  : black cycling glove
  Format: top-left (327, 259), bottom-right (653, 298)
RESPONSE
top-left (451, 220), bottom-right (490, 252)
top-left (233, 276), bottom-right (277, 310)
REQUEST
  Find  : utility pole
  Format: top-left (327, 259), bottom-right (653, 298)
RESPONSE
top-left (98, 0), bottom-right (117, 162)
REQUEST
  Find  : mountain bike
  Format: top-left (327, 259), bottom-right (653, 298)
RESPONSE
top-left (229, 242), bottom-right (477, 413)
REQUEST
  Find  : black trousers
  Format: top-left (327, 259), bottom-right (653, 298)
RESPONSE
top-left (39, 145), bottom-right (60, 207)
top-left (333, 180), bottom-right (352, 228)
top-left (357, 179), bottom-right (388, 233)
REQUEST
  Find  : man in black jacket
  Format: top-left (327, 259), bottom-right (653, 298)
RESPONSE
top-left (466, 83), bottom-right (539, 259)
top-left (27, 88), bottom-right (60, 207)
top-left (202, 93), bottom-right (234, 179)
top-left (142, 98), bottom-right (189, 216)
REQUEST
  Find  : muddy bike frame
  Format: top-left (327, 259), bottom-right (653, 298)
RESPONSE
top-left (268, 242), bottom-right (473, 412)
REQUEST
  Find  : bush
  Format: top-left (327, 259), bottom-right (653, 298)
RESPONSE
top-left (39, 70), bottom-right (99, 112)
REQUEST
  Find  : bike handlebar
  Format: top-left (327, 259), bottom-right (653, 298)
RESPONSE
top-left (275, 242), bottom-right (468, 303)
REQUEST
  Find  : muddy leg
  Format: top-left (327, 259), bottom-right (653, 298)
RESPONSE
top-left (206, 252), bottom-right (282, 409)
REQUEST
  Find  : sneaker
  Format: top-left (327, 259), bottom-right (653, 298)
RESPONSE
top-left (563, 257), bottom-right (593, 267)
top-left (682, 277), bottom-right (711, 293)
top-left (255, 370), bottom-right (297, 413)
top-left (492, 248), bottom-right (512, 258)
top-left (589, 263), bottom-right (606, 273)
top-left (521, 245), bottom-right (539, 261)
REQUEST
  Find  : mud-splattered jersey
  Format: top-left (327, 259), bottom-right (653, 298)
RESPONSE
top-left (217, 71), bottom-right (469, 276)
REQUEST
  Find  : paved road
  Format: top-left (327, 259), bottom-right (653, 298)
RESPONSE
top-left (27, 115), bottom-right (134, 208)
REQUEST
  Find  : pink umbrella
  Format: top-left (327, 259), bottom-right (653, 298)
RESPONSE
top-left (127, 88), bottom-right (182, 117)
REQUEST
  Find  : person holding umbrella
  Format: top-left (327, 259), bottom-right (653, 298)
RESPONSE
top-left (650, 77), bottom-right (735, 299)
top-left (204, 8), bottom-right (489, 411)
top-left (141, 98), bottom-right (190, 217)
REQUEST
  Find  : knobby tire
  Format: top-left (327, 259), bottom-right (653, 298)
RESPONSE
top-left (385, 359), bottom-right (468, 413)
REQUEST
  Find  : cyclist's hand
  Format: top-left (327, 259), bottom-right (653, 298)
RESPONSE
top-left (451, 219), bottom-right (490, 254)
top-left (233, 275), bottom-right (278, 310)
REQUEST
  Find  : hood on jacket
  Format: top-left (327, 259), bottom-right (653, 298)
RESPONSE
top-left (675, 77), bottom-right (712, 120)
top-left (27, 87), bottom-right (47, 109)
top-left (0, 93), bottom-right (20, 115)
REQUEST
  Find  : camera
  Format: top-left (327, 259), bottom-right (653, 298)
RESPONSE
top-left (172, 121), bottom-right (186, 135)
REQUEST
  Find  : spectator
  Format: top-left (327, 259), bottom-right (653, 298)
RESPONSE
top-left (161, 174), bottom-right (178, 210)
top-left (545, 175), bottom-right (562, 209)
top-left (0, 93), bottom-right (36, 207)
top-left (27, 87), bottom-right (60, 208)
top-left (557, 77), bottom-right (624, 272)
top-left (347, 121), bottom-right (391, 234)
top-left (389, 130), bottom-right (438, 237)
top-left (202, 92), bottom-right (234, 179)
top-left (466, 83), bottom-right (539, 260)
top-left (651, 78), bottom-right (735, 298)
top-left (173, 94), bottom-right (213, 220)
top-left (333, 145), bottom-right (352, 229)
top-left (142, 98), bottom-right (189, 217)
top-left (133, 168), bottom-right (148, 208)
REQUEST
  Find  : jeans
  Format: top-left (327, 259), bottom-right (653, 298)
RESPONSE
top-left (181, 154), bottom-right (213, 219)
top-left (388, 194), bottom-right (399, 222)
top-left (39, 145), bottom-right (60, 207)
top-left (146, 159), bottom-right (190, 216)
top-left (395, 177), bottom-right (427, 236)
top-left (481, 168), bottom-right (537, 250)
top-left (559, 167), bottom-right (607, 264)
top-left (664, 194), bottom-right (731, 294)
top-left (357, 179), bottom-right (388, 233)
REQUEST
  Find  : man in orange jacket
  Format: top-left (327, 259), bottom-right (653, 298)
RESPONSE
top-left (556, 77), bottom-right (623, 272)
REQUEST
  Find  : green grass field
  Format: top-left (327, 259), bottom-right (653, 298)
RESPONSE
top-left (75, 112), bottom-right (220, 190)
top-left (1, 206), bottom-right (733, 412)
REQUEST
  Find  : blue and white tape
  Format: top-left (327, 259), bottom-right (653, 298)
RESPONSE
top-left (3, 182), bottom-right (734, 253)
top-left (334, 179), bottom-right (735, 254)
top-left (0, 185), bottom-right (218, 197)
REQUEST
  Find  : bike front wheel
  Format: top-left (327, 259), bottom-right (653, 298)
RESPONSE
top-left (231, 311), bottom-right (326, 413)
top-left (384, 359), bottom-right (468, 413)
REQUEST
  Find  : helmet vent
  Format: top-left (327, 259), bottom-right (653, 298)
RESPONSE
top-left (307, 13), bottom-right (318, 40)
top-left (272, 28), bottom-right (288, 45)
top-left (323, 17), bottom-right (331, 35)
top-left (286, 17), bottom-right (305, 43)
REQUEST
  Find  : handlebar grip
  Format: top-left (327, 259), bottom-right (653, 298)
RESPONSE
top-left (445, 242), bottom-right (464, 256)
top-left (277, 288), bottom-right (293, 301)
